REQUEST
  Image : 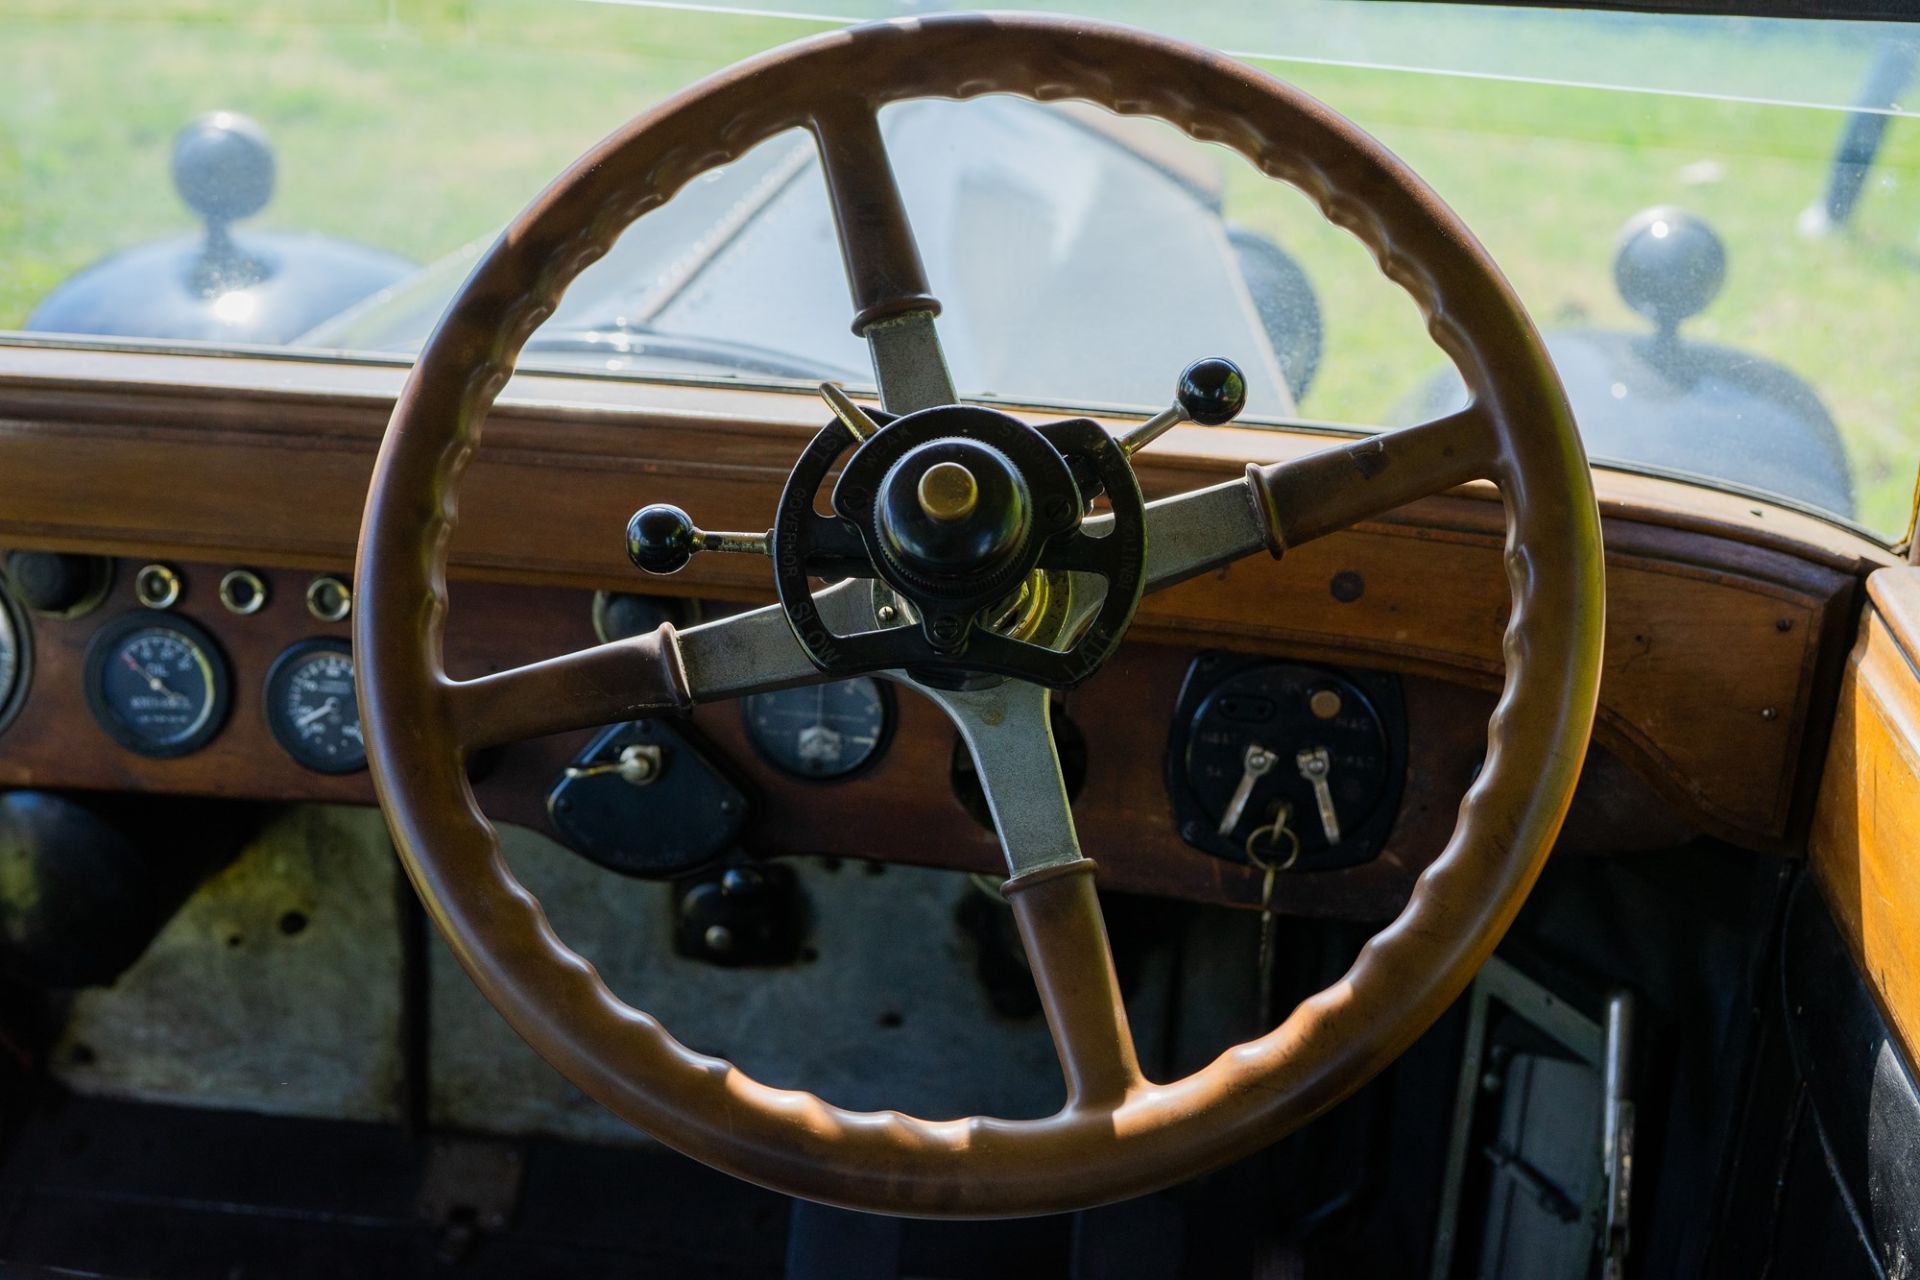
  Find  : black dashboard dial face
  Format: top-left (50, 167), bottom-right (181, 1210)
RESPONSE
top-left (0, 586), bottom-right (25, 735)
top-left (742, 678), bottom-right (892, 780)
top-left (1168, 656), bottom-right (1406, 872)
top-left (1186, 666), bottom-right (1388, 855)
top-left (85, 612), bottom-right (231, 758)
top-left (265, 638), bottom-right (365, 774)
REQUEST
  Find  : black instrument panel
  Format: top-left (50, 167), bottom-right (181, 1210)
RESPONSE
top-left (1166, 653), bottom-right (1407, 872)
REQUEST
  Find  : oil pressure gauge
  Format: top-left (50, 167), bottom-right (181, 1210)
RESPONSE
top-left (1166, 655), bottom-right (1405, 872)
top-left (85, 612), bottom-right (231, 758)
top-left (265, 638), bottom-right (365, 774)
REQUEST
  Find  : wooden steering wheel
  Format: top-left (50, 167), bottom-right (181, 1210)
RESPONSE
top-left (356, 13), bottom-right (1603, 1218)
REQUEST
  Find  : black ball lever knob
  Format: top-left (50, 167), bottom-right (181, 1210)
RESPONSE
top-left (1175, 357), bottom-right (1248, 426)
top-left (1117, 356), bottom-right (1252, 457)
top-left (627, 504), bottom-right (698, 575)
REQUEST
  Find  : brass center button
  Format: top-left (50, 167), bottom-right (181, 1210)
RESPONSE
top-left (917, 461), bottom-right (979, 524)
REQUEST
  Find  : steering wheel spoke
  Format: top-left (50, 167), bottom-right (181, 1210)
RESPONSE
top-left (444, 630), bottom-right (691, 753)
top-left (1006, 861), bottom-right (1144, 1108)
top-left (917, 676), bottom-right (1141, 1105)
top-left (809, 99), bottom-right (955, 413)
top-left (1085, 403), bottom-right (1501, 611)
top-left (446, 577), bottom-right (891, 750)
top-left (679, 577), bottom-right (882, 702)
top-left (1251, 403), bottom-right (1498, 555)
top-left (919, 678), bottom-right (1080, 876)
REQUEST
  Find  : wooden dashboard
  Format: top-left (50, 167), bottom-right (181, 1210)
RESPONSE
top-left (0, 343), bottom-right (1896, 916)
top-left (1812, 566), bottom-right (1920, 1068)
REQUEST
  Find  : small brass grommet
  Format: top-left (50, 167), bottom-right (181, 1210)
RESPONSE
top-left (134, 563), bottom-right (182, 610)
top-left (306, 575), bottom-right (352, 623)
top-left (218, 569), bottom-right (268, 616)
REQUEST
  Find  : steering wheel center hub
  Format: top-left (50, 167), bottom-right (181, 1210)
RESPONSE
top-left (767, 400), bottom-right (1150, 684)
top-left (877, 436), bottom-right (1031, 595)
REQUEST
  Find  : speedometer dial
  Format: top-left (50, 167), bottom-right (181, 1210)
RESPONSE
top-left (265, 638), bottom-right (364, 774)
top-left (0, 586), bottom-right (26, 736)
top-left (85, 613), bottom-right (231, 757)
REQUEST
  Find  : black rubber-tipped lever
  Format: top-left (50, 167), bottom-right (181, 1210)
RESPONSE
top-left (626, 504), bottom-right (770, 576)
top-left (1117, 357), bottom-right (1248, 457)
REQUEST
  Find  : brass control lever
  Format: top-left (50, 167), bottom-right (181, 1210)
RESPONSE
top-left (818, 382), bottom-right (881, 442)
top-left (1118, 357), bottom-right (1249, 457)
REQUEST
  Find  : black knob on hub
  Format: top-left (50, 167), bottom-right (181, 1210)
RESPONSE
top-left (1176, 357), bottom-right (1249, 426)
top-left (876, 438), bottom-right (1030, 587)
top-left (627, 504), bottom-right (698, 575)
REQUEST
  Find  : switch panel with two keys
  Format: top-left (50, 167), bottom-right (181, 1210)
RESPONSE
top-left (1164, 654), bottom-right (1406, 872)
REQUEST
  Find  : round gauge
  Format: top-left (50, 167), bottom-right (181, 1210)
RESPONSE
top-left (743, 678), bottom-right (892, 780)
top-left (0, 586), bottom-right (28, 736)
top-left (1169, 658), bottom-right (1405, 871)
top-left (264, 638), bottom-right (365, 774)
top-left (84, 613), bottom-right (231, 758)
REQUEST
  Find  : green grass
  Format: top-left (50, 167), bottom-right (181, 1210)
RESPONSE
top-left (0, 1), bottom-right (804, 317)
top-left (3, 0), bottom-right (1918, 532)
top-left (1221, 53), bottom-right (1920, 532)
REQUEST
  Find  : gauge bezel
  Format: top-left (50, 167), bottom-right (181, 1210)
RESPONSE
top-left (305, 574), bottom-right (353, 623)
top-left (84, 610), bottom-right (232, 758)
top-left (740, 676), bottom-right (896, 782)
top-left (218, 568), bottom-right (268, 616)
top-left (133, 562), bottom-right (183, 610)
top-left (264, 636), bottom-right (366, 775)
top-left (0, 583), bottom-right (32, 738)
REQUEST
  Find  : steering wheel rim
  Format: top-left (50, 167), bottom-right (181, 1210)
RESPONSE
top-left (356, 12), bottom-right (1603, 1218)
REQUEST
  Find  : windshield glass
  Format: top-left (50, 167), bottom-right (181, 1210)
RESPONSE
top-left (5, 2), bottom-right (1918, 534)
